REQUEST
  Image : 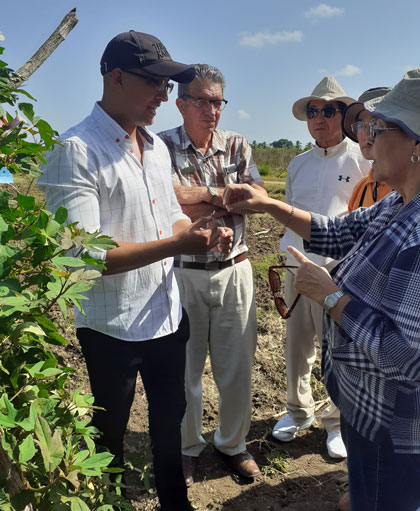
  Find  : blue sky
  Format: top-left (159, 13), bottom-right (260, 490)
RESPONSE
top-left (2, 0), bottom-right (419, 146)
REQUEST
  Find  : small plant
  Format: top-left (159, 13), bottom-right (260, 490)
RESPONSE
top-left (262, 448), bottom-right (289, 476)
top-left (0, 45), bottom-right (132, 510)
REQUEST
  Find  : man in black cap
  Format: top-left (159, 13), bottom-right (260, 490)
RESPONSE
top-left (38, 31), bottom-right (233, 511)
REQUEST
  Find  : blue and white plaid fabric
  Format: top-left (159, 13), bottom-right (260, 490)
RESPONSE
top-left (305, 191), bottom-right (420, 453)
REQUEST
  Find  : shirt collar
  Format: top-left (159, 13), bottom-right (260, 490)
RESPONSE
top-left (179, 125), bottom-right (226, 155)
top-left (313, 136), bottom-right (349, 158)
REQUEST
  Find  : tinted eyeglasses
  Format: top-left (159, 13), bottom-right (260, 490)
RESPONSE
top-left (181, 94), bottom-right (228, 111)
top-left (124, 70), bottom-right (174, 93)
top-left (268, 265), bottom-right (301, 319)
top-left (368, 121), bottom-right (400, 141)
top-left (306, 105), bottom-right (342, 120)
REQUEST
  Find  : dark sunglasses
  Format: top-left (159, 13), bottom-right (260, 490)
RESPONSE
top-left (268, 265), bottom-right (301, 319)
top-left (306, 105), bottom-right (342, 120)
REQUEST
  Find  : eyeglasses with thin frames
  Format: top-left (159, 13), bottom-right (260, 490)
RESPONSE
top-left (123, 70), bottom-right (174, 93)
top-left (268, 265), bottom-right (301, 319)
top-left (181, 94), bottom-right (228, 111)
top-left (368, 121), bottom-right (400, 141)
top-left (306, 106), bottom-right (342, 120)
top-left (350, 121), bottom-right (369, 135)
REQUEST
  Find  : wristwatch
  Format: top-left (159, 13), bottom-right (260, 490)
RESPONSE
top-left (324, 290), bottom-right (344, 312)
top-left (207, 186), bottom-right (218, 204)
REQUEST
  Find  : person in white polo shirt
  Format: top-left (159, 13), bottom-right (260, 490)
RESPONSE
top-left (272, 76), bottom-right (370, 458)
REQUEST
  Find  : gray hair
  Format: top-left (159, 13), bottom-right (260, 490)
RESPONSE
top-left (178, 64), bottom-right (226, 97)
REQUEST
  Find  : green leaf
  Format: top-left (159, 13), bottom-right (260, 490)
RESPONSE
top-left (16, 193), bottom-right (35, 211)
top-left (70, 497), bottom-right (91, 511)
top-left (19, 435), bottom-right (36, 463)
top-left (18, 102), bottom-right (34, 122)
top-left (54, 206), bottom-right (67, 224)
top-left (51, 256), bottom-right (86, 269)
top-left (34, 416), bottom-right (64, 472)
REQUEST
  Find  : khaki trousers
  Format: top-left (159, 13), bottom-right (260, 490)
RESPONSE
top-left (285, 270), bottom-right (340, 432)
top-left (175, 259), bottom-right (257, 456)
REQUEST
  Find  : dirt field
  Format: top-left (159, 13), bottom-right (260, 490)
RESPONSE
top-left (57, 214), bottom-right (347, 511)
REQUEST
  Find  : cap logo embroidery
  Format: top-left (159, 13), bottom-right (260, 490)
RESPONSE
top-left (152, 42), bottom-right (170, 60)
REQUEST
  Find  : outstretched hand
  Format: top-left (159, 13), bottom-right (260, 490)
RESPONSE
top-left (223, 183), bottom-right (267, 214)
top-left (287, 246), bottom-right (339, 305)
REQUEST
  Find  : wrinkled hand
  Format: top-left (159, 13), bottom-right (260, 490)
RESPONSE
top-left (223, 183), bottom-right (267, 214)
top-left (287, 246), bottom-right (340, 306)
top-left (178, 217), bottom-right (233, 255)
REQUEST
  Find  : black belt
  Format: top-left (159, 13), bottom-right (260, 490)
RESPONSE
top-left (174, 252), bottom-right (248, 271)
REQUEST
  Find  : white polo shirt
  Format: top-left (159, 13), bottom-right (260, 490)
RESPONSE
top-left (38, 102), bottom-right (189, 342)
top-left (280, 137), bottom-right (370, 268)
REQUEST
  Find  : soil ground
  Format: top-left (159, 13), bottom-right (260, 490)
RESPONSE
top-left (56, 214), bottom-right (348, 511)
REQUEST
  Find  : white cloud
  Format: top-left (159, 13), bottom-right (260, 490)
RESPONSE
top-left (238, 31), bottom-right (303, 48)
top-left (237, 109), bottom-right (251, 120)
top-left (304, 4), bottom-right (344, 19)
top-left (336, 65), bottom-right (361, 77)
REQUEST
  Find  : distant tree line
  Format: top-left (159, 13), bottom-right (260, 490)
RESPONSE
top-left (251, 138), bottom-right (313, 153)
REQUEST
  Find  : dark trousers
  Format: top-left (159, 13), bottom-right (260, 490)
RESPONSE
top-left (341, 418), bottom-right (420, 511)
top-left (77, 311), bottom-right (191, 511)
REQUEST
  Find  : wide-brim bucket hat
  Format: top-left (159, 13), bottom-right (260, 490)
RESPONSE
top-left (364, 68), bottom-right (420, 142)
top-left (342, 87), bottom-right (391, 142)
top-left (292, 76), bottom-right (356, 121)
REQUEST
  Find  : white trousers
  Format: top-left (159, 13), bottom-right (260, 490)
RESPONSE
top-left (285, 270), bottom-right (340, 432)
top-left (175, 259), bottom-right (257, 456)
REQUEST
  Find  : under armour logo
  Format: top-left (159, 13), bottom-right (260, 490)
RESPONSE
top-left (152, 42), bottom-right (170, 60)
top-left (338, 175), bottom-right (350, 182)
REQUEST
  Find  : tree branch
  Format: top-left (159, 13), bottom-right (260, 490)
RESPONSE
top-left (12, 8), bottom-right (78, 88)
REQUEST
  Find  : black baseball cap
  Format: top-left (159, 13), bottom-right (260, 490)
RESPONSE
top-left (100, 30), bottom-right (195, 83)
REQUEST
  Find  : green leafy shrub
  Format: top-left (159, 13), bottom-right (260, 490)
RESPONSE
top-left (0, 46), bottom-right (132, 510)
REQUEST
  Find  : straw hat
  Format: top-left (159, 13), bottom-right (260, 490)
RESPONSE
top-left (342, 87), bottom-right (391, 142)
top-left (292, 76), bottom-right (356, 121)
top-left (364, 68), bottom-right (420, 141)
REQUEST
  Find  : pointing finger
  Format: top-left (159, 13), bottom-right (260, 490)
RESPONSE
top-left (287, 246), bottom-right (310, 264)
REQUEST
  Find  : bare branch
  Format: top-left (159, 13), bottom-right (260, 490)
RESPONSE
top-left (12, 8), bottom-right (78, 88)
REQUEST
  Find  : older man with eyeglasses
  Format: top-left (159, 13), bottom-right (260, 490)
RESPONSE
top-left (271, 77), bottom-right (370, 458)
top-left (159, 64), bottom-right (267, 485)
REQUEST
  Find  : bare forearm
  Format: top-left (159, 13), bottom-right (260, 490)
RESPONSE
top-left (265, 198), bottom-right (312, 242)
top-left (103, 237), bottom-right (182, 275)
top-left (181, 202), bottom-right (226, 221)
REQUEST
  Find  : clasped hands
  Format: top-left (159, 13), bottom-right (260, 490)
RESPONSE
top-left (181, 215), bottom-right (233, 255)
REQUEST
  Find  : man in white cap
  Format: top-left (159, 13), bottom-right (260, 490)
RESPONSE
top-left (272, 76), bottom-right (370, 458)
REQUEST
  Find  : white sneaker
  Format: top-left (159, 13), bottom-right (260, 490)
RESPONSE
top-left (326, 431), bottom-right (347, 458)
top-left (272, 414), bottom-right (315, 442)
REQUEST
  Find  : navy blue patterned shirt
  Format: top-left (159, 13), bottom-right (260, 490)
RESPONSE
top-left (305, 191), bottom-right (420, 453)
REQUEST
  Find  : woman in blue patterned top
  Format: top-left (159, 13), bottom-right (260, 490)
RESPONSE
top-left (223, 69), bottom-right (420, 511)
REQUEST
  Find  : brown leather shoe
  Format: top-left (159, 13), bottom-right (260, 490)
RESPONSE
top-left (219, 450), bottom-right (261, 479)
top-left (182, 455), bottom-right (197, 487)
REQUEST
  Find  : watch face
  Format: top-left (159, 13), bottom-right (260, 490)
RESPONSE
top-left (209, 186), bottom-right (217, 196)
top-left (325, 295), bottom-right (335, 309)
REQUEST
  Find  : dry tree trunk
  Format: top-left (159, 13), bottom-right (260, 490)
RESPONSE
top-left (13, 8), bottom-right (78, 88)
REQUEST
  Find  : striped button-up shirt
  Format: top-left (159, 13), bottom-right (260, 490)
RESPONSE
top-left (305, 191), bottom-right (420, 453)
top-left (38, 103), bottom-right (188, 342)
top-left (158, 125), bottom-right (263, 263)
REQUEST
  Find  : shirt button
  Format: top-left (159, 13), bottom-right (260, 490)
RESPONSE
top-left (159, 230), bottom-right (162, 235)
top-left (125, 135), bottom-right (129, 139)
top-left (152, 199), bottom-right (155, 204)
top-left (164, 261), bottom-right (167, 265)
top-left (129, 149), bottom-right (133, 153)
top-left (116, 138), bottom-right (120, 143)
